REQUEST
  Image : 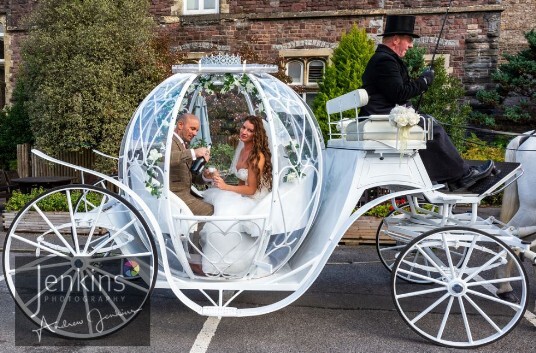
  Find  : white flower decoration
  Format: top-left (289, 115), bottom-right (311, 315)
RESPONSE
top-left (147, 149), bottom-right (163, 164)
top-left (144, 147), bottom-right (164, 198)
top-left (388, 105), bottom-right (422, 154)
top-left (245, 81), bottom-right (256, 93)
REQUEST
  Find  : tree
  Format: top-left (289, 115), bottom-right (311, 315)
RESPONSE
top-left (404, 47), bottom-right (471, 150)
top-left (312, 25), bottom-right (375, 139)
top-left (16, 0), bottom-right (175, 172)
top-left (0, 80), bottom-right (34, 169)
top-left (474, 30), bottom-right (536, 129)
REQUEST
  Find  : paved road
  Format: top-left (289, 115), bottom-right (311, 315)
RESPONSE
top-left (1, 242), bottom-right (535, 353)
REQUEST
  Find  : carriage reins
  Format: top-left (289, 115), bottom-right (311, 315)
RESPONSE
top-left (435, 121), bottom-right (536, 152)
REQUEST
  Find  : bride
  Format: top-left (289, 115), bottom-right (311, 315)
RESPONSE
top-left (200, 115), bottom-right (273, 276)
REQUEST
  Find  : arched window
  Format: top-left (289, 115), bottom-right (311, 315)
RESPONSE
top-left (287, 60), bottom-right (304, 85)
top-left (307, 60), bottom-right (325, 84)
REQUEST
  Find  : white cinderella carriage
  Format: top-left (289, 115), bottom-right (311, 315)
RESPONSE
top-left (3, 55), bottom-right (535, 348)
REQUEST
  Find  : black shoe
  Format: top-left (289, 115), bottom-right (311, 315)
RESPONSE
top-left (497, 291), bottom-right (520, 304)
top-left (449, 160), bottom-right (495, 191)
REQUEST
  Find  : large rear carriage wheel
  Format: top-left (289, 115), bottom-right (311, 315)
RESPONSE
top-left (2, 185), bottom-right (157, 339)
top-left (391, 226), bottom-right (528, 348)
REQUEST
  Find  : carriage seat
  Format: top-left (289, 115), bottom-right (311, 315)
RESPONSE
top-left (326, 89), bottom-right (428, 151)
top-left (344, 115), bottom-right (428, 150)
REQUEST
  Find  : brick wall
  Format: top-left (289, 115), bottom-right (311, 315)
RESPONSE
top-left (500, 0), bottom-right (536, 60)
top-left (0, 1), bottom-right (533, 103)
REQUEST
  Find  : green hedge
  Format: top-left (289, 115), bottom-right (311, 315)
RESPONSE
top-left (6, 188), bottom-right (103, 212)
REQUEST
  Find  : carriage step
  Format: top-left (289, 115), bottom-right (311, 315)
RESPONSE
top-left (466, 161), bottom-right (520, 195)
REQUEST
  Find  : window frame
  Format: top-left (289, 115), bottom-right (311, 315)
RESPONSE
top-left (285, 58), bottom-right (326, 87)
top-left (183, 0), bottom-right (220, 15)
top-left (286, 60), bottom-right (305, 85)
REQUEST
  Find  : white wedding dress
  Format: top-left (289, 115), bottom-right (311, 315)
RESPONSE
top-left (200, 142), bottom-right (269, 276)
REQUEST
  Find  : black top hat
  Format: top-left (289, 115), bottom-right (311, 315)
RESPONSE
top-left (380, 15), bottom-right (420, 38)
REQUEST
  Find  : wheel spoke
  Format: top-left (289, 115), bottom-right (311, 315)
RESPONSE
top-left (458, 235), bottom-right (478, 274)
top-left (395, 286), bottom-right (447, 299)
top-left (397, 266), bottom-right (447, 286)
top-left (25, 267), bottom-right (75, 308)
top-left (32, 204), bottom-right (76, 255)
top-left (441, 233), bottom-right (456, 275)
top-left (464, 249), bottom-right (507, 282)
top-left (9, 254), bottom-right (69, 274)
top-left (53, 269), bottom-right (77, 328)
top-left (82, 270), bottom-right (95, 335)
top-left (89, 252), bottom-right (153, 263)
top-left (415, 244), bottom-right (450, 279)
top-left (66, 189), bottom-right (80, 254)
top-left (467, 276), bottom-right (524, 287)
top-left (82, 193), bottom-right (109, 253)
top-left (10, 260), bottom-right (71, 275)
top-left (10, 233), bottom-right (72, 259)
top-left (437, 296), bottom-right (454, 340)
top-left (88, 264), bottom-right (149, 293)
top-left (463, 294), bottom-right (502, 333)
top-left (466, 289), bottom-right (521, 309)
top-left (86, 271), bottom-right (129, 325)
top-left (410, 292), bottom-right (451, 324)
top-left (458, 296), bottom-right (473, 344)
top-left (88, 219), bottom-right (137, 256)
top-left (379, 244), bottom-right (406, 253)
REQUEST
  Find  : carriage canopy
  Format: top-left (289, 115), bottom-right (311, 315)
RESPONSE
top-left (118, 54), bottom-right (324, 277)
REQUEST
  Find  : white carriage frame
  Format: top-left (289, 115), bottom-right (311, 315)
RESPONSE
top-left (5, 57), bottom-right (536, 347)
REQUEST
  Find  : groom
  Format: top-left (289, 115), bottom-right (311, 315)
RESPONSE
top-left (169, 113), bottom-right (214, 216)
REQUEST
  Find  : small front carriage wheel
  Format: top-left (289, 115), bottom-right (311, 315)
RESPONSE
top-left (376, 202), bottom-right (449, 284)
top-left (391, 226), bottom-right (528, 348)
top-left (2, 184), bottom-right (157, 340)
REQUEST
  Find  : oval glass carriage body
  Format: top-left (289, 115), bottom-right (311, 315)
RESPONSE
top-left (119, 55), bottom-right (324, 280)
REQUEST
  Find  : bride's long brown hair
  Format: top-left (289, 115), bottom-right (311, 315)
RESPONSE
top-left (244, 115), bottom-right (273, 191)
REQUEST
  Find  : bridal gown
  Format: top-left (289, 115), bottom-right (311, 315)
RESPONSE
top-left (200, 144), bottom-right (269, 276)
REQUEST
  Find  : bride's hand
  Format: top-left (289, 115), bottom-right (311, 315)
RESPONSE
top-left (212, 175), bottom-right (227, 190)
top-left (203, 167), bottom-right (217, 179)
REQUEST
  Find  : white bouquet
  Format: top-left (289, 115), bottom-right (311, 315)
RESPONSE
top-left (388, 105), bottom-right (422, 154)
top-left (388, 105), bottom-right (421, 128)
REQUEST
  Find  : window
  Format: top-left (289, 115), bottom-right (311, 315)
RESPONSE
top-left (287, 61), bottom-right (304, 85)
top-left (285, 58), bottom-right (325, 104)
top-left (184, 0), bottom-right (219, 15)
top-left (285, 58), bottom-right (325, 86)
top-left (307, 60), bottom-right (324, 84)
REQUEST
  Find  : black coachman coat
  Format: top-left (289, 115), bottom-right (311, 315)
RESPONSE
top-left (358, 44), bottom-right (468, 183)
top-left (359, 44), bottom-right (428, 116)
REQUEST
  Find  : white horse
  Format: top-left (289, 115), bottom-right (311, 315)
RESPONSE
top-left (500, 130), bottom-right (536, 235)
top-left (497, 130), bottom-right (536, 300)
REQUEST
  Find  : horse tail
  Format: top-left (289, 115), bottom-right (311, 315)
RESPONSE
top-left (500, 136), bottom-right (520, 223)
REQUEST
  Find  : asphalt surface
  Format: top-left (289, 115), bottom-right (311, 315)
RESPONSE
top-left (1, 239), bottom-right (535, 352)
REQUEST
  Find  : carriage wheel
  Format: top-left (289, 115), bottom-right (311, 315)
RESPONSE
top-left (376, 202), bottom-right (443, 283)
top-left (391, 226), bottom-right (528, 348)
top-left (2, 184), bottom-right (157, 339)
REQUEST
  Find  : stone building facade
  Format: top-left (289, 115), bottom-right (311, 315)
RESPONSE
top-left (0, 0), bottom-right (534, 107)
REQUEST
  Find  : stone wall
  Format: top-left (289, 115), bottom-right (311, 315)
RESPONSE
top-left (500, 0), bottom-right (536, 59)
top-left (0, 1), bottom-right (533, 103)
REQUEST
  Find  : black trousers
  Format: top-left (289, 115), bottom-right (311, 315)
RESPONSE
top-left (419, 115), bottom-right (469, 183)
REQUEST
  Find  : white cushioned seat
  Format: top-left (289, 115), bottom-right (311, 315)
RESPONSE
top-left (345, 119), bottom-right (425, 141)
top-left (340, 116), bottom-right (427, 151)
